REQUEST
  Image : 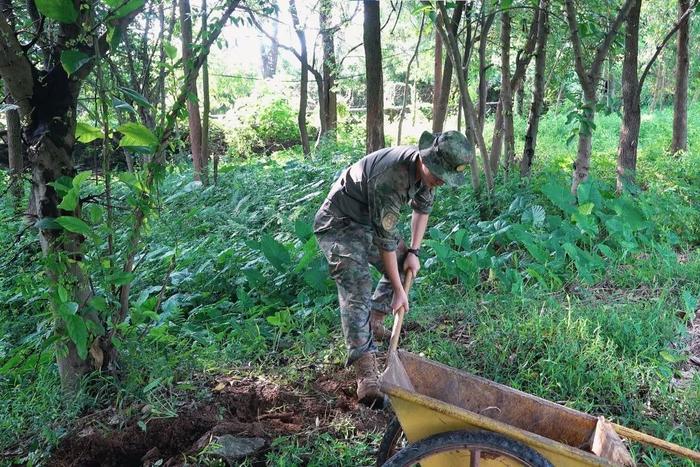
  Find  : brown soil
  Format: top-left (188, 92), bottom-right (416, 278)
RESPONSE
top-left (48, 366), bottom-right (389, 466)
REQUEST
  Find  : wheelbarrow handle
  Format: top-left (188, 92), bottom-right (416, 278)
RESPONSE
top-left (388, 269), bottom-right (414, 356)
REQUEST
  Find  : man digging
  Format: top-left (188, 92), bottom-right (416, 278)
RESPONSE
top-left (314, 130), bottom-right (474, 407)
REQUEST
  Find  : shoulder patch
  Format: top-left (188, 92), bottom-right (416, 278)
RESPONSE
top-left (382, 212), bottom-right (399, 231)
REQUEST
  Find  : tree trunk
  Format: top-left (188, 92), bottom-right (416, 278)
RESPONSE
top-left (516, 85), bottom-right (525, 117)
top-left (477, 10), bottom-right (495, 131)
top-left (202, 0), bottom-right (211, 182)
top-left (501, 10), bottom-right (515, 170)
top-left (431, 30), bottom-right (442, 132)
top-left (319, 0), bottom-right (337, 142)
top-left (564, 0), bottom-right (635, 194)
top-left (398, 15), bottom-right (425, 144)
top-left (671, 0), bottom-right (690, 153)
top-left (433, 3), bottom-right (465, 133)
top-left (289, 0), bottom-right (311, 156)
top-left (616, 0), bottom-right (641, 193)
top-left (180, 0), bottom-right (205, 183)
top-left (260, 10), bottom-right (279, 78)
top-left (364, 0), bottom-right (385, 153)
top-left (521, 0), bottom-right (550, 176)
top-left (4, 90), bottom-right (23, 210)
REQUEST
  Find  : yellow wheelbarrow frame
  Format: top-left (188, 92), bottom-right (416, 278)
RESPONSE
top-left (378, 272), bottom-right (700, 466)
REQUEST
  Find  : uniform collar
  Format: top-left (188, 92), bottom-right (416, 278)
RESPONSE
top-left (408, 151), bottom-right (423, 196)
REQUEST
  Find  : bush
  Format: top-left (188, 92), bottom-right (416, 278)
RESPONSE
top-left (224, 95), bottom-right (301, 157)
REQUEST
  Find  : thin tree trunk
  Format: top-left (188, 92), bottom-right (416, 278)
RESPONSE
top-left (260, 10), bottom-right (279, 78)
top-left (616, 0), bottom-right (641, 193)
top-left (4, 89), bottom-right (23, 210)
top-left (398, 15), bottom-right (425, 144)
top-left (521, 0), bottom-right (550, 176)
top-left (320, 0), bottom-right (337, 142)
top-left (180, 0), bottom-right (205, 183)
top-left (435, 2), bottom-right (494, 191)
top-left (477, 10), bottom-right (495, 131)
top-left (501, 10), bottom-right (515, 170)
top-left (433, 3), bottom-right (465, 133)
top-left (202, 0), bottom-right (211, 183)
top-left (564, 0), bottom-right (635, 194)
top-left (431, 30), bottom-right (442, 132)
top-left (671, 0), bottom-right (690, 153)
top-left (364, 0), bottom-right (385, 152)
top-left (289, 0), bottom-right (310, 155)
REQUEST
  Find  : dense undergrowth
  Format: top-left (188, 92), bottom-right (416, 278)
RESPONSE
top-left (1, 104), bottom-right (699, 465)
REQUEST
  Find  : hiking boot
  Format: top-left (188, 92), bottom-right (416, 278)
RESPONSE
top-left (371, 310), bottom-right (392, 342)
top-left (353, 352), bottom-right (384, 408)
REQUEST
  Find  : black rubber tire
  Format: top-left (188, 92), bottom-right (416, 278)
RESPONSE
top-left (377, 416), bottom-right (406, 466)
top-left (381, 429), bottom-right (553, 467)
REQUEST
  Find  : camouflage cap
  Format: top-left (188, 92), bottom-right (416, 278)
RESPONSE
top-left (418, 130), bottom-right (474, 187)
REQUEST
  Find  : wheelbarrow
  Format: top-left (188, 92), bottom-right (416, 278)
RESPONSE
top-left (377, 272), bottom-right (700, 466)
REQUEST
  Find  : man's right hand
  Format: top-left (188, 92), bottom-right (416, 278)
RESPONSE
top-left (391, 288), bottom-right (409, 315)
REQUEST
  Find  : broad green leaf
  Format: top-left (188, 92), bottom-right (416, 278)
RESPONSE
top-left (260, 234), bottom-right (291, 271)
top-left (117, 122), bottom-right (158, 153)
top-left (88, 296), bottom-right (108, 312)
top-left (164, 42), bottom-right (178, 60)
top-left (294, 219), bottom-right (313, 241)
top-left (55, 216), bottom-right (93, 237)
top-left (75, 122), bottom-right (103, 143)
top-left (57, 189), bottom-right (78, 211)
top-left (65, 314), bottom-right (88, 359)
top-left (303, 268), bottom-right (328, 291)
top-left (60, 50), bottom-right (92, 76)
top-left (578, 203), bottom-right (594, 216)
top-left (106, 271), bottom-right (134, 286)
top-left (243, 268), bottom-right (265, 287)
top-left (540, 181), bottom-right (576, 215)
top-left (58, 301), bottom-right (79, 318)
top-left (294, 237), bottom-right (318, 273)
top-left (119, 86), bottom-right (153, 109)
top-left (35, 0), bottom-right (78, 23)
top-left (34, 217), bottom-right (61, 230)
top-left (84, 204), bottom-right (104, 224)
top-left (112, 97), bottom-right (136, 115)
top-left (105, 0), bottom-right (145, 18)
top-left (58, 285), bottom-right (68, 303)
top-left (72, 171), bottom-right (92, 189)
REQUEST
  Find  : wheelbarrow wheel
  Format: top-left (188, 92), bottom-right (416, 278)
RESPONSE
top-left (381, 429), bottom-right (553, 467)
top-left (377, 416), bottom-right (406, 466)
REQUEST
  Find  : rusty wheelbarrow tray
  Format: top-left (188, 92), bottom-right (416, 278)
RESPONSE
top-left (376, 273), bottom-right (700, 466)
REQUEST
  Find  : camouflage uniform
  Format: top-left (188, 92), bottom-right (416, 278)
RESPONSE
top-left (314, 146), bottom-right (435, 365)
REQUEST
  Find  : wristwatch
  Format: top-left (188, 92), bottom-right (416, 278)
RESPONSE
top-left (407, 248), bottom-right (420, 258)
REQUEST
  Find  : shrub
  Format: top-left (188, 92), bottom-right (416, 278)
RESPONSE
top-left (224, 95), bottom-right (301, 157)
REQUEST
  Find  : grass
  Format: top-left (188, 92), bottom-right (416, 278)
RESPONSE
top-left (1, 104), bottom-right (699, 465)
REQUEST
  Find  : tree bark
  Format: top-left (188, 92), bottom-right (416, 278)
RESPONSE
top-left (260, 10), bottom-right (279, 78)
top-left (431, 29), bottom-right (442, 132)
top-left (564, 0), bottom-right (635, 195)
top-left (435, 2), bottom-right (494, 191)
top-left (4, 88), bottom-right (23, 210)
top-left (364, 0), bottom-right (385, 153)
top-left (202, 0), bottom-right (211, 183)
top-left (501, 10), bottom-right (515, 170)
top-left (671, 0), bottom-right (690, 153)
top-left (319, 0), bottom-right (337, 142)
top-left (521, 0), bottom-right (550, 176)
top-left (477, 9), bottom-right (495, 132)
top-left (180, 0), bottom-right (205, 183)
top-left (398, 14), bottom-right (425, 144)
top-left (616, 0), bottom-right (641, 193)
top-left (433, 3), bottom-right (465, 133)
top-left (289, 0), bottom-right (310, 155)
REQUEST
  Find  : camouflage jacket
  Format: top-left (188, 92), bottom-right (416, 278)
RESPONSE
top-left (316, 146), bottom-right (434, 251)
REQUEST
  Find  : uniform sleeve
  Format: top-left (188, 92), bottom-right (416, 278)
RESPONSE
top-left (369, 178), bottom-right (401, 251)
top-left (410, 185), bottom-right (435, 214)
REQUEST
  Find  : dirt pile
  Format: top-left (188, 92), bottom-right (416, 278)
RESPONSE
top-left (48, 368), bottom-right (389, 466)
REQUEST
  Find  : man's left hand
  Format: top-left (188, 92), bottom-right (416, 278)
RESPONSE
top-left (404, 252), bottom-right (420, 278)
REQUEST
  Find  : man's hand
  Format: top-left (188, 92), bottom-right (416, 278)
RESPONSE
top-left (391, 287), bottom-right (409, 314)
top-left (404, 252), bottom-right (420, 278)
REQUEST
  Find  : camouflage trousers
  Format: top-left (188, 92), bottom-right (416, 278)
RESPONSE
top-left (314, 200), bottom-right (408, 366)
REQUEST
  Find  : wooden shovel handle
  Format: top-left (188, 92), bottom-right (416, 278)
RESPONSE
top-left (388, 269), bottom-right (415, 356)
top-left (613, 423), bottom-right (700, 462)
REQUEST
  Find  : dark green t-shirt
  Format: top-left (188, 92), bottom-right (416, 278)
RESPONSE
top-left (321, 146), bottom-right (434, 251)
